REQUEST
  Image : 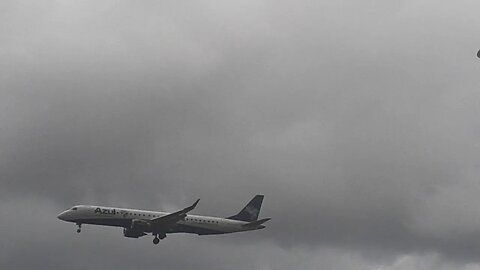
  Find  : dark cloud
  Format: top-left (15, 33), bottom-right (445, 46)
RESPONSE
top-left (2, 0), bottom-right (480, 269)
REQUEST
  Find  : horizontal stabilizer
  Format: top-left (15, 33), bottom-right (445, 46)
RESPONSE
top-left (242, 218), bottom-right (271, 229)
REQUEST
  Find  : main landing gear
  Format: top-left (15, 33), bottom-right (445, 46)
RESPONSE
top-left (76, 223), bottom-right (82, 233)
top-left (152, 233), bottom-right (166, 245)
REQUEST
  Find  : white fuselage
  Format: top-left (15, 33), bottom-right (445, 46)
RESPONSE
top-left (58, 205), bottom-right (259, 235)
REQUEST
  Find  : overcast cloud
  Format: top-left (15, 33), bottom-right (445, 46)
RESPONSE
top-left (2, 0), bottom-right (480, 269)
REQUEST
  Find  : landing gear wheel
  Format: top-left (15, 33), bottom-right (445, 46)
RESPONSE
top-left (153, 237), bottom-right (160, 245)
top-left (76, 223), bottom-right (82, 233)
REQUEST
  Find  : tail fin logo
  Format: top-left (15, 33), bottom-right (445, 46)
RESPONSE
top-left (245, 206), bottom-right (259, 218)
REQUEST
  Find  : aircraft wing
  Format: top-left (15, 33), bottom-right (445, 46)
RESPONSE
top-left (151, 199), bottom-right (200, 231)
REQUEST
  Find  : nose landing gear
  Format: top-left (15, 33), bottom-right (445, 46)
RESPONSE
top-left (153, 237), bottom-right (159, 245)
top-left (76, 223), bottom-right (82, 233)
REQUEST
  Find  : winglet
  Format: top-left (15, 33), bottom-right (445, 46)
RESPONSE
top-left (192, 199), bottom-right (200, 209)
top-left (186, 199), bottom-right (200, 212)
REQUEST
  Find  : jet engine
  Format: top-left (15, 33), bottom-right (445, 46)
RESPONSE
top-left (123, 228), bottom-right (147, 238)
top-left (123, 219), bottom-right (151, 238)
top-left (130, 219), bottom-right (151, 231)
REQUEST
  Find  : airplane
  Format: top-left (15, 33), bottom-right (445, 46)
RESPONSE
top-left (57, 195), bottom-right (270, 244)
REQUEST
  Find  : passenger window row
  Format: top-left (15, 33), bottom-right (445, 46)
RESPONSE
top-left (185, 218), bottom-right (220, 224)
top-left (116, 212), bottom-right (220, 223)
top-left (128, 213), bottom-right (158, 217)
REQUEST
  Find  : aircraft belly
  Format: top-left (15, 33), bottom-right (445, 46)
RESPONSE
top-left (169, 223), bottom-right (227, 235)
top-left (75, 218), bottom-right (130, 228)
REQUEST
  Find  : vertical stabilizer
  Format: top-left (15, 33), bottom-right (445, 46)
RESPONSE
top-left (227, 195), bottom-right (264, 222)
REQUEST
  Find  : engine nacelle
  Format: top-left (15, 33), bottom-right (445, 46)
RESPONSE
top-left (123, 219), bottom-right (152, 238)
top-left (130, 219), bottom-right (151, 231)
top-left (123, 228), bottom-right (147, 238)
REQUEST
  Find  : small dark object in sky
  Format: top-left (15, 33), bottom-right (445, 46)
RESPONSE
top-left (477, 50), bottom-right (480, 58)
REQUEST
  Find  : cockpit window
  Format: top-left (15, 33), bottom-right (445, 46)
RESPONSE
top-left (71, 207), bottom-right (78, 210)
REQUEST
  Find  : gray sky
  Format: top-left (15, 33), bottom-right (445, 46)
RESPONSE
top-left (2, 0), bottom-right (480, 269)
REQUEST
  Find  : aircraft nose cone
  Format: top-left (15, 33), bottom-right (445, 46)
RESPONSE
top-left (57, 211), bottom-right (67, 221)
